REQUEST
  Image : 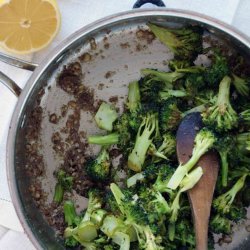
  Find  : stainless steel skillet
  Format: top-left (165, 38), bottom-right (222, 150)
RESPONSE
top-left (1, 6), bottom-right (250, 250)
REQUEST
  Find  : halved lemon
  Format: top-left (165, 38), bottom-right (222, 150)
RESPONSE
top-left (0, 0), bottom-right (61, 54)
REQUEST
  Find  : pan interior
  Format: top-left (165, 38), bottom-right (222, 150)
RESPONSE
top-left (13, 14), bottom-right (250, 249)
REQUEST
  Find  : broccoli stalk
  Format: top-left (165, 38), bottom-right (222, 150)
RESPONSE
top-left (167, 128), bottom-right (215, 190)
top-left (213, 174), bottom-right (248, 213)
top-left (88, 133), bottom-right (119, 146)
top-left (148, 23), bottom-right (203, 61)
top-left (141, 68), bottom-right (184, 85)
top-left (202, 76), bottom-right (238, 132)
top-left (128, 113), bottom-right (157, 172)
top-left (215, 135), bottom-right (233, 187)
top-left (94, 102), bottom-right (118, 131)
top-left (159, 89), bottom-right (187, 100)
top-left (232, 74), bottom-right (250, 96)
top-left (63, 201), bottom-right (81, 226)
top-left (168, 167), bottom-right (203, 240)
top-left (86, 147), bottom-right (111, 182)
top-left (53, 170), bottom-right (73, 204)
top-left (127, 81), bottom-right (141, 113)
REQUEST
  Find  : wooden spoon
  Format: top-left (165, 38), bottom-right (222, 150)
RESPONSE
top-left (176, 112), bottom-right (219, 250)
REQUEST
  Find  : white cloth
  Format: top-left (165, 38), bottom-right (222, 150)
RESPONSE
top-left (0, 0), bottom-right (249, 248)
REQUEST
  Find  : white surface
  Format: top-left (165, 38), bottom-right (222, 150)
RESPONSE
top-left (0, 0), bottom-right (249, 248)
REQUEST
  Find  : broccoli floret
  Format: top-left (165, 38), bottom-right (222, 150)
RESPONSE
top-left (63, 201), bottom-right (81, 227)
top-left (168, 59), bottom-right (192, 71)
top-left (64, 189), bottom-right (105, 247)
top-left (174, 219), bottom-right (195, 247)
top-left (236, 132), bottom-right (250, 153)
top-left (148, 23), bottom-right (203, 61)
top-left (227, 204), bottom-right (247, 222)
top-left (95, 102), bottom-right (118, 131)
top-left (210, 214), bottom-right (232, 234)
top-left (204, 51), bottom-right (230, 86)
top-left (232, 74), bottom-right (250, 96)
top-left (213, 174), bottom-right (248, 214)
top-left (159, 99), bottom-right (182, 132)
top-left (148, 133), bottom-right (176, 162)
top-left (214, 135), bottom-right (234, 187)
top-left (202, 76), bottom-right (238, 132)
top-left (110, 183), bottom-right (164, 249)
top-left (153, 164), bottom-right (175, 196)
top-left (240, 109), bottom-right (250, 126)
top-left (83, 189), bottom-right (103, 222)
top-left (127, 164), bottom-right (163, 187)
top-left (53, 170), bottom-right (73, 204)
top-left (86, 148), bottom-right (111, 182)
top-left (128, 113), bottom-right (158, 172)
top-left (167, 128), bottom-right (215, 190)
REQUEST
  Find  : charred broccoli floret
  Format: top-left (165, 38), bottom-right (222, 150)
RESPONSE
top-left (202, 76), bottom-right (238, 132)
top-left (167, 128), bottom-right (215, 190)
top-left (86, 148), bottom-right (111, 182)
top-left (148, 23), bottom-right (203, 61)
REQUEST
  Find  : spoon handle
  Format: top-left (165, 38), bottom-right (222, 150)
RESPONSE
top-left (188, 151), bottom-right (219, 250)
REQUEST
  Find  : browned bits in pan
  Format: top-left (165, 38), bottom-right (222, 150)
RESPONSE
top-left (105, 70), bottom-right (116, 79)
top-left (79, 52), bottom-right (92, 62)
top-left (120, 42), bottom-right (130, 49)
top-left (57, 62), bottom-right (82, 95)
top-left (136, 29), bottom-right (155, 44)
top-left (89, 37), bottom-right (97, 50)
top-left (49, 113), bottom-right (59, 124)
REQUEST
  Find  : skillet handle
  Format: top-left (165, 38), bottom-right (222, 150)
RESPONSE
top-left (133, 0), bottom-right (166, 8)
top-left (0, 52), bottom-right (38, 96)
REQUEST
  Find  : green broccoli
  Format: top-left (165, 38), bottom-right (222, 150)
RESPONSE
top-left (204, 50), bottom-right (230, 86)
top-left (167, 128), bottom-right (215, 190)
top-left (232, 74), bottom-right (250, 96)
top-left (168, 59), bottom-right (192, 71)
top-left (214, 135), bottom-right (234, 187)
top-left (148, 23), bottom-right (203, 61)
top-left (88, 133), bottom-right (119, 146)
top-left (64, 189), bottom-right (104, 247)
top-left (148, 133), bottom-right (176, 162)
top-left (128, 113), bottom-right (158, 172)
top-left (202, 76), bottom-right (238, 132)
top-left (53, 170), bottom-right (73, 204)
top-left (153, 164), bottom-right (175, 196)
top-left (210, 214), bottom-right (232, 234)
top-left (63, 201), bottom-right (81, 227)
top-left (240, 109), bottom-right (250, 126)
top-left (213, 174), bottom-right (248, 214)
top-left (127, 81), bottom-right (141, 113)
top-left (110, 183), bottom-right (164, 249)
top-left (95, 102), bottom-right (118, 132)
top-left (86, 147), bottom-right (111, 182)
top-left (141, 68), bottom-right (184, 86)
top-left (236, 132), bottom-right (250, 153)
